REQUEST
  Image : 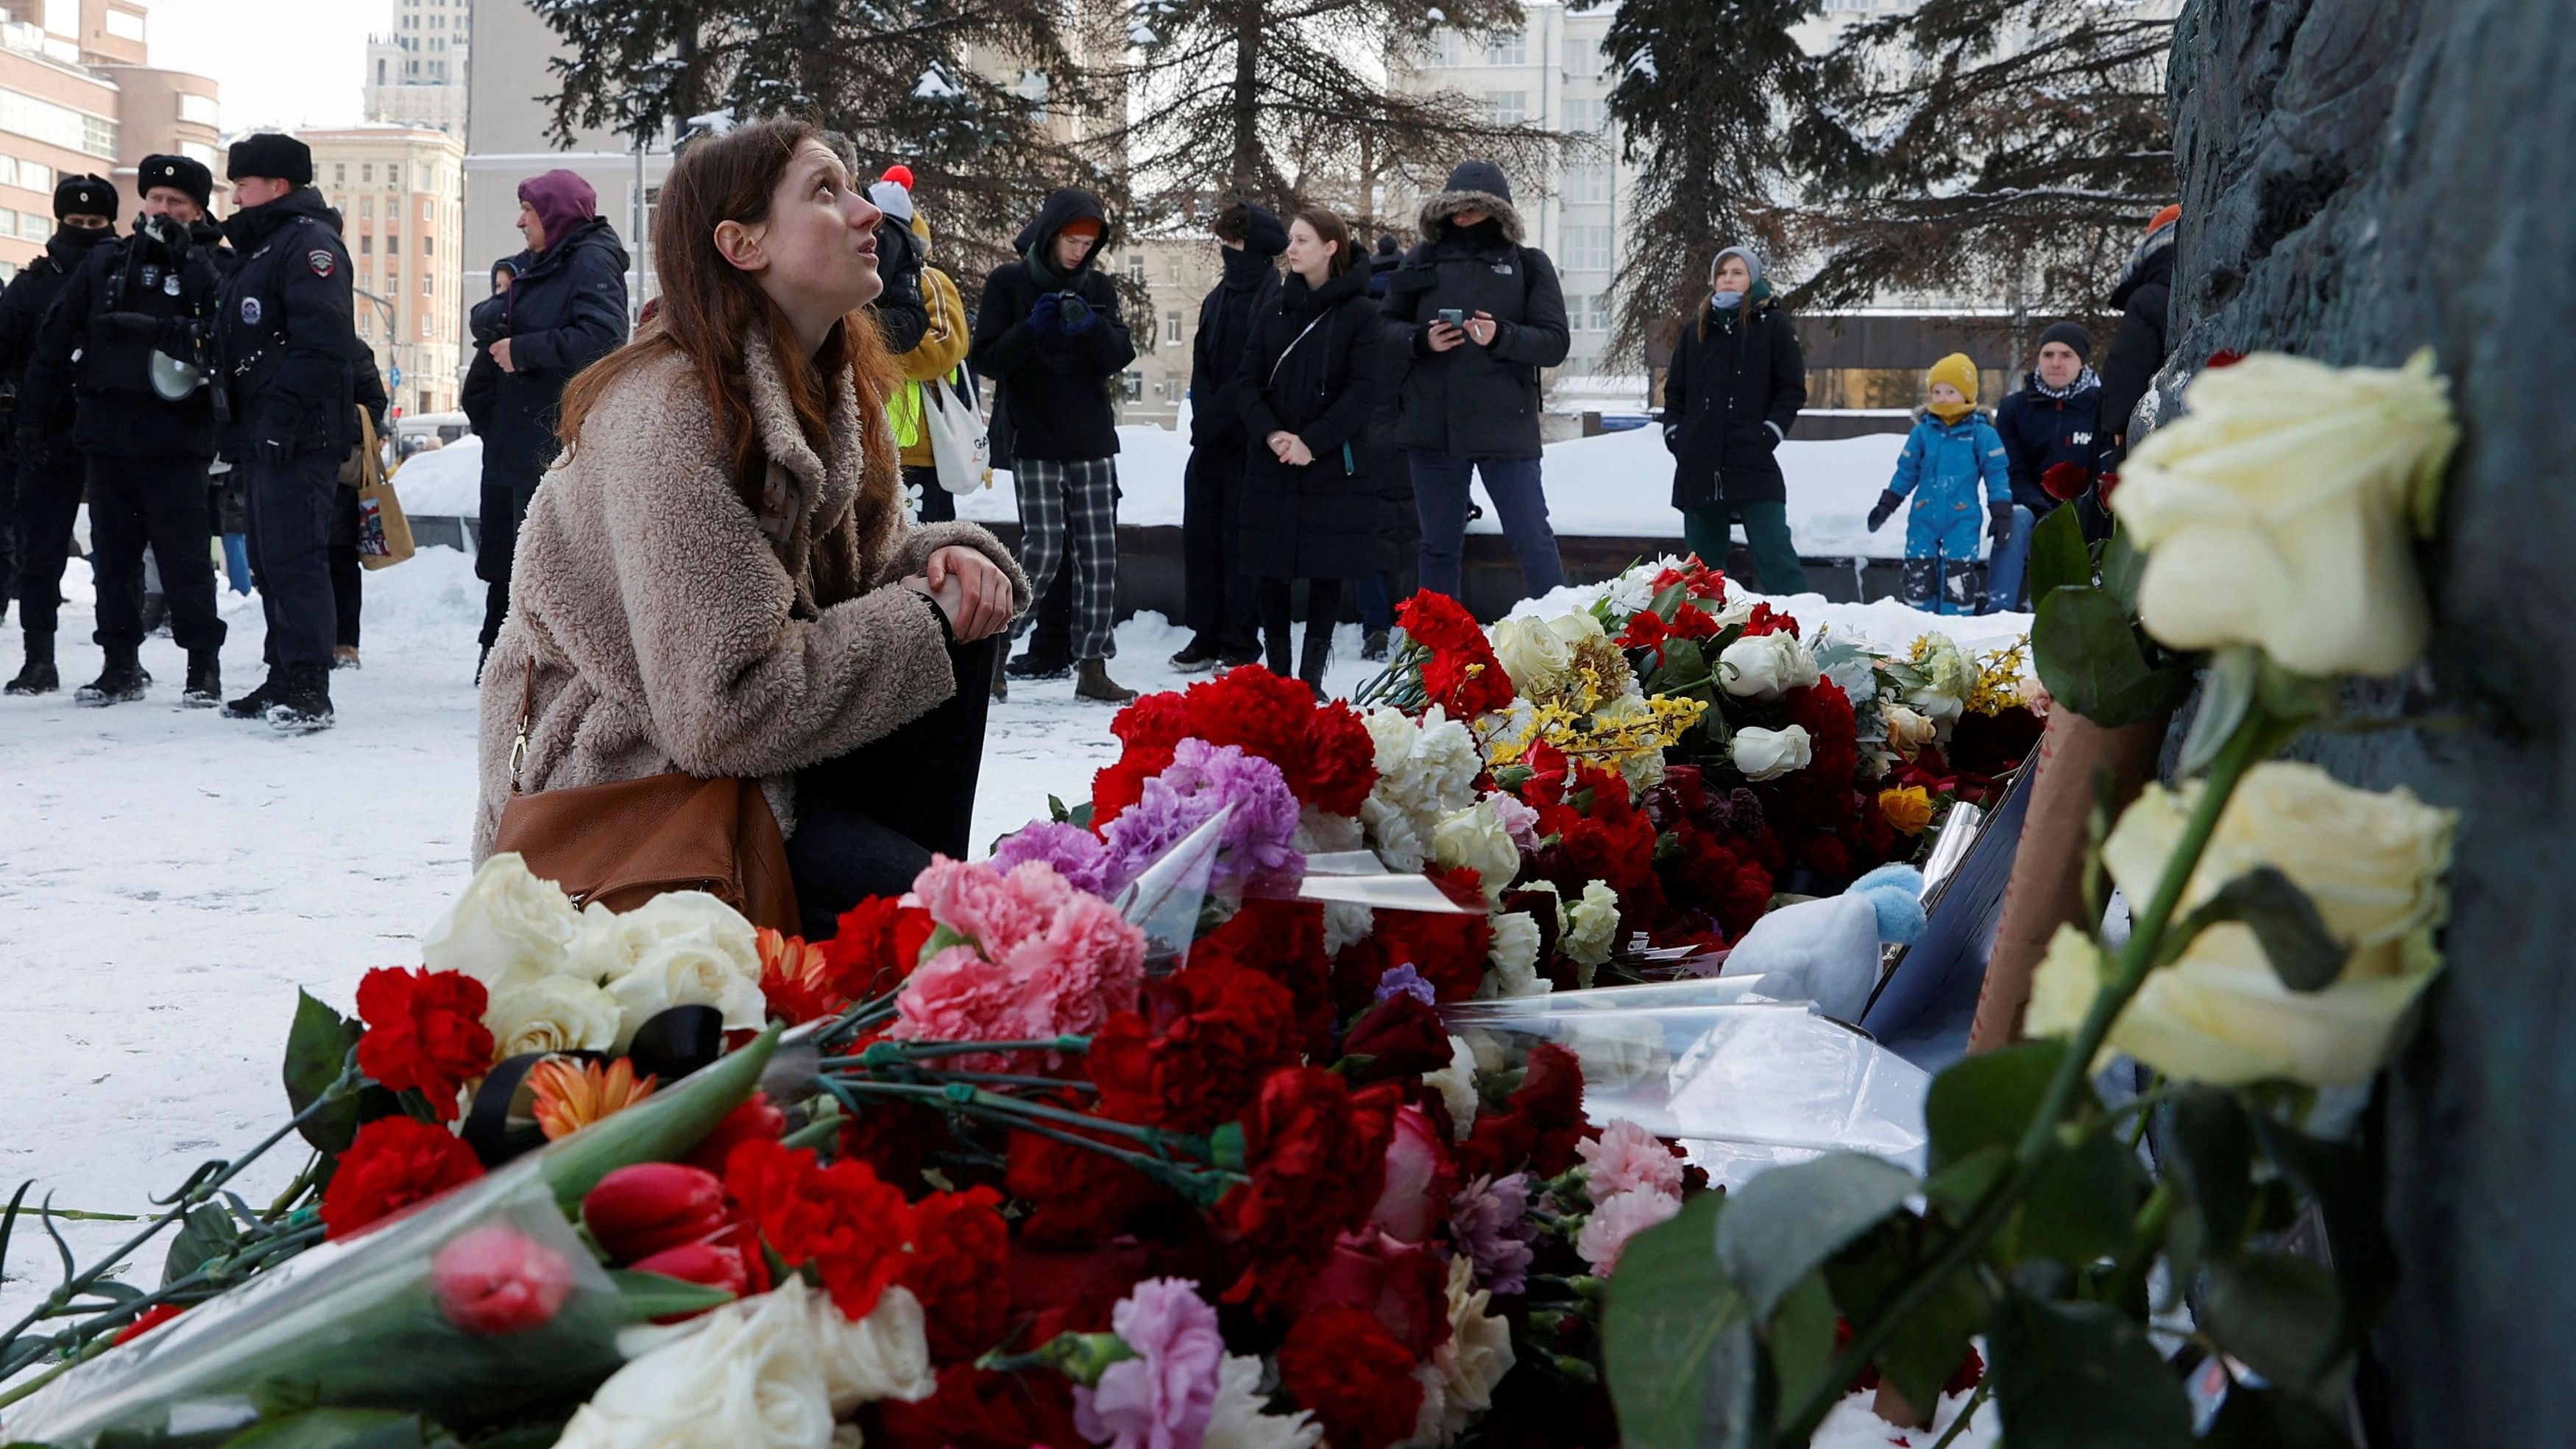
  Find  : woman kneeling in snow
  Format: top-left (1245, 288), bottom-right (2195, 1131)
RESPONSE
top-left (473, 118), bottom-right (1027, 937)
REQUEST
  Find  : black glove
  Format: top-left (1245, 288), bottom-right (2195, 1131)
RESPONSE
top-left (1867, 489), bottom-right (1903, 531)
top-left (13, 425), bottom-right (41, 459)
top-left (1988, 500), bottom-right (2017, 549)
top-left (253, 413), bottom-right (295, 466)
top-left (1056, 292), bottom-right (1096, 336)
top-left (99, 311), bottom-right (160, 344)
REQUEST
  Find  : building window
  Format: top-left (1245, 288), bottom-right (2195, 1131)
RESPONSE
top-left (361, 196), bottom-right (374, 219)
top-left (1122, 372), bottom-right (1144, 403)
top-left (1588, 294), bottom-right (1616, 332)
top-left (1483, 29), bottom-right (1527, 65)
top-left (178, 93), bottom-right (218, 126)
top-left (0, 157), bottom-right (15, 188)
top-left (1482, 91), bottom-right (1527, 126)
top-left (388, 272), bottom-right (400, 292)
top-left (421, 316), bottom-right (432, 339)
top-left (1563, 225), bottom-right (1613, 272)
top-left (1124, 252), bottom-right (1144, 283)
top-left (420, 198), bottom-right (432, 222)
top-left (360, 235), bottom-right (372, 255)
top-left (421, 233), bottom-right (431, 255)
top-left (388, 164), bottom-right (403, 189)
top-left (361, 163), bottom-right (372, 183)
top-left (0, 88), bottom-right (118, 160)
top-left (422, 273), bottom-right (433, 295)
top-left (18, 160), bottom-right (46, 193)
top-left (334, 163), bottom-right (347, 186)
top-left (1423, 29), bottom-right (1461, 67)
top-left (1564, 99), bottom-right (1607, 135)
top-left (1162, 311), bottom-right (1183, 345)
top-left (105, 9), bottom-right (146, 42)
top-left (1565, 161), bottom-right (1613, 205)
top-left (1566, 34), bottom-right (1604, 79)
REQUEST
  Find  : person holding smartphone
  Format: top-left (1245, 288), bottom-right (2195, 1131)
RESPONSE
top-left (1379, 160), bottom-right (1570, 604)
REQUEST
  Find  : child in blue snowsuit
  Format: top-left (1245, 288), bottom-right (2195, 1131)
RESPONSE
top-left (1866, 353), bottom-right (2013, 614)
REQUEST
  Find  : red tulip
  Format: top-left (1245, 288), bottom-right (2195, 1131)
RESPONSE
top-left (628, 1239), bottom-right (749, 1319)
top-left (432, 1226), bottom-right (574, 1336)
top-left (2040, 461), bottom-right (2095, 502)
top-left (581, 1162), bottom-right (732, 1264)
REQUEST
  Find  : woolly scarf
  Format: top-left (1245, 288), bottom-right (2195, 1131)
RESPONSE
top-left (2030, 366), bottom-right (2101, 400)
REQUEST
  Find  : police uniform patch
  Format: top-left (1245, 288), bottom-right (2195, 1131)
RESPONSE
top-left (140, 265), bottom-right (160, 288)
top-left (165, 274), bottom-right (181, 296)
top-left (241, 297), bottom-right (263, 325)
top-left (307, 250), bottom-right (335, 277)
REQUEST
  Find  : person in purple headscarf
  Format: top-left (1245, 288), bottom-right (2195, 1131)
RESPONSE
top-left (467, 169), bottom-right (630, 666)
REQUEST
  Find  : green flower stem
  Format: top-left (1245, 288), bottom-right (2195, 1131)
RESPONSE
top-left (1777, 711), bottom-right (2271, 1445)
top-left (1926, 1378), bottom-right (1992, 1449)
top-left (818, 1077), bottom-right (1172, 1149)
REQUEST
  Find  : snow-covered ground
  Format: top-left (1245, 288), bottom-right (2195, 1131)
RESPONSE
top-left (0, 543), bottom-right (2005, 1445)
top-left (390, 423), bottom-right (1919, 556)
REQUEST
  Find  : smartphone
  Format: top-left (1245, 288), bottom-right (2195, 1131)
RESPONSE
top-left (1437, 308), bottom-right (1466, 327)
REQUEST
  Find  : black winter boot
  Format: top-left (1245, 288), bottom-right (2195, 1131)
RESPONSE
top-left (222, 670), bottom-right (282, 720)
top-left (1074, 658), bottom-right (1136, 705)
top-left (263, 662), bottom-right (334, 733)
top-left (4, 632), bottom-right (57, 695)
top-left (182, 648), bottom-right (223, 709)
top-left (1298, 626), bottom-right (1331, 701)
top-left (1005, 645), bottom-right (1072, 681)
top-left (74, 645), bottom-right (152, 706)
top-left (988, 640), bottom-right (1009, 703)
top-left (1362, 630), bottom-right (1391, 663)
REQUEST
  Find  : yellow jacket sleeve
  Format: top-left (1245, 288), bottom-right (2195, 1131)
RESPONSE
top-left (898, 266), bottom-right (972, 385)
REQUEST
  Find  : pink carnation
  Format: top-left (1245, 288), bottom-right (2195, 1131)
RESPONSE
top-left (1574, 1184), bottom-right (1682, 1275)
top-left (892, 857), bottom-right (1147, 1074)
top-left (1577, 1119), bottom-right (1685, 1205)
top-left (1074, 1278), bottom-right (1225, 1449)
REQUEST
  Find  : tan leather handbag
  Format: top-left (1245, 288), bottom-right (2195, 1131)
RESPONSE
top-left (489, 662), bottom-right (802, 934)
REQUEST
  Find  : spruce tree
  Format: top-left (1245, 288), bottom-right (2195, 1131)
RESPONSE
top-left (525, 0), bottom-right (1115, 296)
top-left (1788, 0), bottom-right (2177, 314)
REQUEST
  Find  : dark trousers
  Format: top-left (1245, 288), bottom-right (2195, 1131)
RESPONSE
top-left (1681, 500), bottom-right (1809, 596)
top-left (242, 449), bottom-right (340, 670)
top-left (1410, 451), bottom-right (1564, 603)
top-left (13, 447), bottom-right (86, 637)
top-left (330, 544), bottom-right (362, 649)
top-left (1182, 447), bottom-right (1259, 655)
top-left (1357, 572), bottom-right (1395, 634)
top-left (478, 476), bottom-right (538, 653)
top-left (907, 464), bottom-right (958, 525)
top-left (89, 454), bottom-right (225, 654)
top-left (1259, 577), bottom-right (1342, 676)
top-left (786, 633), bottom-right (1002, 939)
top-left (0, 445), bottom-right (16, 619)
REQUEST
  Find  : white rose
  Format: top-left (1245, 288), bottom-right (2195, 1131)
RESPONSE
top-left (1562, 881), bottom-right (1621, 977)
top-left (1423, 1034), bottom-right (1480, 1141)
top-left (1204, 1353), bottom-right (1323, 1449)
top-left (1432, 800), bottom-right (1523, 903)
top-left (576, 893), bottom-right (762, 986)
top-left (420, 854), bottom-right (582, 994)
top-left (2112, 350), bottom-right (2458, 677)
top-left (2029, 763), bottom-right (2457, 1087)
top-left (808, 1283), bottom-right (935, 1412)
top-left (1322, 901), bottom-right (1376, 956)
top-left (1478, 911), bottom-right (1546, 999)
top-left (606, 925), bottom-right (772, 1049)
top-left (553, 1278), bottom-right (836, 1449)
top-left (1730, 724), bottom-right (1814, 782)
top-left (1880, 704), bottom-right (1939, 760)
top-left (484, 975), bottom-right (623, 1060)
top-left (1716, 632), bottom-right (1819, 701)
top-left (1415, 1255), bottom-right (1518, 1445)
top-left (1491, 615), bottom-right (1574, 697)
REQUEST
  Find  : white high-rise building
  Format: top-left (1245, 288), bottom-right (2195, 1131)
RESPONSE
top-left (366, 0), bottom-right (470, 135)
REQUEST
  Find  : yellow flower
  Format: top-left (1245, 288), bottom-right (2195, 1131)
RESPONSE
top-left (1878, 785), bottom-right (1934, 835)
top-left (529, 1056), bottom-right (659, 1140)
top-left (2112, 350), bottom-right (2458, 676)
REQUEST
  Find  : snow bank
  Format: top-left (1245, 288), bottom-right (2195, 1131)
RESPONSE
top-left (389, 436), bottom-right (484, 517)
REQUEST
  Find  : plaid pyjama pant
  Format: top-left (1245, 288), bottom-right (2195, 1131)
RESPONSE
top-left (1011, 456), bottom-right (1119, 661)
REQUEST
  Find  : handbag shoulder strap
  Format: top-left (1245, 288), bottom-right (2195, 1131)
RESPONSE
top-left (509, 656), bottom-right (534, 794)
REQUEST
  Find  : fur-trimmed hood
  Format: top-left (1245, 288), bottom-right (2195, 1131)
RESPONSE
top-left (1416, 159), bottom-right (1525, 244)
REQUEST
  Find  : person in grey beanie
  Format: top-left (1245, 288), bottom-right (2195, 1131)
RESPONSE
top-left (1657, 244), bottom-right (1808, 592)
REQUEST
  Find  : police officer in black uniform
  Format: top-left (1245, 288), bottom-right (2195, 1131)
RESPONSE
top-left (0, 174), bottom-right (118, 695)
top-left (21, 155), bottom-right (230, 706)
top-left (210, 133), bottom-right (358, 732)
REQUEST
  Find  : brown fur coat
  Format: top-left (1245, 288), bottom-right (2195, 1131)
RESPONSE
top-left (472, 333), bottom-right (1028, 859)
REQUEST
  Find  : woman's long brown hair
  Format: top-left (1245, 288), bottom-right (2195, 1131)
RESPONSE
top-left (555, 116), bottom-right (900, 606)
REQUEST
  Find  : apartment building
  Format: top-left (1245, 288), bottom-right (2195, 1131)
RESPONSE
top-left (0, 0), bottom-right (216, 279)
top-left (302, 125), bottom-right (467, 417)
top-left (367, 0), bottom-right (470, 135)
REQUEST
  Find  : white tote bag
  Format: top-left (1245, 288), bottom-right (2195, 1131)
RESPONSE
top-left (924, 375), bottom-right (991, 496)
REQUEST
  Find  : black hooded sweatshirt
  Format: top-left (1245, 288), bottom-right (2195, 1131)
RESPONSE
top-left (2095, 241), bottom-right (2173, 467)
top-left (969, 188), bottom-right (1136, 464)
top-left (1186, 204), bottom-right (1286, 450)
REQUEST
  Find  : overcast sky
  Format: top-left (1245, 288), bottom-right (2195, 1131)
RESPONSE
top-left (138, 0), bottom-right (379, 134)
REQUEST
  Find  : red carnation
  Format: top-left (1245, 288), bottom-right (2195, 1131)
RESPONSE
top-left (1005, 1128), bottom-right (1167, 1249)
top-left (1400, 592), bottom-right (1514, 718)
top-left (1278, 1307), bottom-right (1428, 1449)
top-left (1458, 1042), bottom-right (1588, 1179)
top-left (1669, 600), bottom-right (1722, 640)
top-left (1184, 665), bottom-right (1376, 815)
top-left (1220, 1069), bottom-right (1396, 1310)
top-left (816, 896), bottom-right (939, 1002)
top-left (682, 1094), bottom-right (789, 1176)
top-left (1340, 991), bottom-right (1454, 1083)
top-left (1089, 960), bottom-right (1303, 1133)
top-left (2039, 459), bottom-right (2095, 502)
top-left (872, 1364), bottom-right (1086, 1449)
top-left (1661, 821), bottom-right (1777, 941)
top-left (837, 1097), bottom-right (946, 1194)
top-left (1616, 609), bottom-right (1672, 665)
top-left (320, 1116), bottom-right (486, 1239)
top-left (353, 967), bottom-right (492, 1120)
top-left (1191, 898), bottom-right (1338, 1058)
top-left (1738, 602), bottom-right (1801, 639)
top-left (1652, 559), bottom-right (1728, 601)
top-left (901, 1186), bottom-right (1011, 1362)
top-left (1333, 867), bottom-right (1496, 1011)
top-left (724, 1139), bottom-right (916, 1320)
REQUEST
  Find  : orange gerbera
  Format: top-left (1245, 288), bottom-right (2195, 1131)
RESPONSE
top-left (529, 1057), bottom-right (658, 1140)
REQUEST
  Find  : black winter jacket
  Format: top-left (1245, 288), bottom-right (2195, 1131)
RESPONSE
top-left (2095, 243), bottom-right (2172, 467)
top-left (467, 217), bottom-right (629, 497)
top-left (871, 221), bottom-right (930, 357)
top-left (1187, 206), bottom-right (1286, 451)
top-left (22, 216), bottom-right (228, 460)
top-left (1381, 219), bottom-right (1569, 459)
top-left (1233, 264), bottom-right (1398, 580)
top-left (970, 188), bottom-right (1136, 464)
top-left (1660, 296), bottom-right (1806, 508)
top-left (1995, 373), bottom-right (2103, 516)
top-left (0, 225), bottom-right (116, 461)
top-left (212, 186), bottom-right (360, 461)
